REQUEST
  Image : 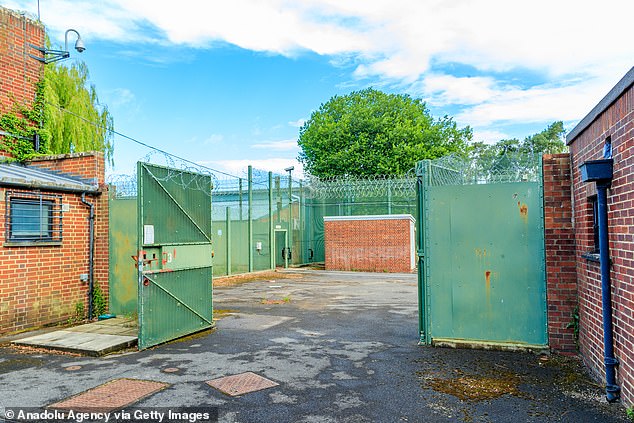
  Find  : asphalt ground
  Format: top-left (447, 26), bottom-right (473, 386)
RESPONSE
top-left (0, 269), bottom-right (628, 422)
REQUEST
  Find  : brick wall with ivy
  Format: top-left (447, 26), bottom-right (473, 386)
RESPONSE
top-left (0, 6), bottom-right (45, 159)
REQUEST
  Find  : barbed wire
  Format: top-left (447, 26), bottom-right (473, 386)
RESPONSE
top-left (424, 151), bottom-right (542, 186)
top-left (304, 172), bottom-right (417, 199)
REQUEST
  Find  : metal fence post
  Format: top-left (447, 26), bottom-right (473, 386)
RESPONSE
top-left (299, 180), bottom-right (303, 264)
top-left (238, 178), bottom-right (243, 221)
top-left (226, 206), bottom-right (231, 276)
top-left (248, 165), bottom-right (253, 273)
top-left (287, 172), bottom-right (293, 265)
top-left (268, 172), bottom-right (274, 270)
top-left (416, 160), bottom-right (430, 345)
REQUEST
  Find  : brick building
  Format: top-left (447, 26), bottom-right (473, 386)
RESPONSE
top-left (0, 152), bottom-right (109, 333)
top-left (0, 6), bottom-right (44, 113)
top-left (0, 6), bottom-right (109, 334)
top-left (324, 215), bottom-right (416, 273)
top-left (563, 67), bottom-right (634, 404)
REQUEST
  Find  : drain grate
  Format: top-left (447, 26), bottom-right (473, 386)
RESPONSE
top-left (49, 378), bottom-right (168, 412)
top-left (206, 372), bottom-right (278, 396)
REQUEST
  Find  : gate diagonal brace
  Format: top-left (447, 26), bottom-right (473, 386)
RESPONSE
top-left (142, 274), bottom-right (213, 326)
top-left (143, 164), bottom-right (212, 243)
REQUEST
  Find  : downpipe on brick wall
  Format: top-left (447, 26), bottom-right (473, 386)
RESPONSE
top-left (596, 181), bottom-right (620, 402)
top-left (81, 193), bottom-right (95, 320)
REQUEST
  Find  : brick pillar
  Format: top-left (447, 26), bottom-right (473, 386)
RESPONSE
top-left (543, 153), bottom-right (578, 353)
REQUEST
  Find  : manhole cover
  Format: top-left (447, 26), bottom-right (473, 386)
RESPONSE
top-left (162, 367), bottom-right (180, 373)
top-left (49, 378), bottom-right (168, 412)
top-left (64, 365), bottom-right (82, 371)
top-left (206, 372), bottom-right (278, 396)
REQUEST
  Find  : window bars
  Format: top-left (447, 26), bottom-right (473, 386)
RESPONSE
top-left (5, 192), bottom-right (63, 243)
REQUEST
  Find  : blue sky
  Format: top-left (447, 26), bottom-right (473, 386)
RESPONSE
top-left (5, 0), bottom-right (634, 178)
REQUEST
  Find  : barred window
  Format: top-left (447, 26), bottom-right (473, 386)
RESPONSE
top-left (5, 192), bottom-right (63, 243)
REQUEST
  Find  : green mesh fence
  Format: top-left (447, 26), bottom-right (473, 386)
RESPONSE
top-left (417, 153), bottom-right (543, 186)
top-left (108, 162), bottom-right (418, 276)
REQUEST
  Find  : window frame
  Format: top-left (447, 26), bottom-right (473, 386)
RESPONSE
top-left (5, 191), bottom-right (63, 245)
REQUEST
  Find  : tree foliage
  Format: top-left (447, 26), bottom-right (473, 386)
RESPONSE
top-left (468, 121), bottom-right (567, 174)
top-left (297, 88), bottom-right (472, 177)
top-left (0, 60), bottom-right (114, 163)
top-left (42, 61), bottom-right (114, 163)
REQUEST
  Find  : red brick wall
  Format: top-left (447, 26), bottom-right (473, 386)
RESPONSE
top-left (324, 215), bottom-right (415, 273)
top-left (0, 6), bottom-right (44, 157)
top-left (29, 152), bottom-right (106, 185)
top-left (542, 154), bottom-right (578, 354)
top-left (0, 152), bottom-right (108, 334)
top-left (0, 6), bottom-right (44, 114)
top-left (569, 83), bottom-right (634, 404)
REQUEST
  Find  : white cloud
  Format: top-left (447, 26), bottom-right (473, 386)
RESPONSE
top-left (9, 0), bottom-right (633, 82)
top-left (8, 0), bottom-right (633, 129)
top-left (252, 139), bottom-right (299, 151)
top-left (471, 129), bottom-right (511, 145)
top-left (288, 118), bottom-right (306, 128)
top-left (456, 77), bottom-right (616, 127)
top-left (417, 74), bottom-right (497, 107)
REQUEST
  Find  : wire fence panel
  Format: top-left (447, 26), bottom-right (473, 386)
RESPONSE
top-left (109, 152), bottom-right (541, 281)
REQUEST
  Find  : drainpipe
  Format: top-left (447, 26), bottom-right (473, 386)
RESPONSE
top-left (579, 158), bottom-right (620, 402)
top-left (81, 193), bottom-right (95, 320)
top-left (596, 181), bottom-right (620, 402)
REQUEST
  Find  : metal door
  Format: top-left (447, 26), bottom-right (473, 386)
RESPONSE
top-left (137, 163), bottom-right (213, 349)
top-left (417, 161), bottom-right (547, 349)
top-left (274, 229), bottom-right (288, 268)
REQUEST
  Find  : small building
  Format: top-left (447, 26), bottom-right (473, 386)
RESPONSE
top-left (566, 66), bottom-right (634, 405)
top-left (0, 152), bottom-right (109, 334)
top-left (324, 214), bottom-right (416, 273)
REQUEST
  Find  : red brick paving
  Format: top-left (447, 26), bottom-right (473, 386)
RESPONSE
top-left (206, 372), bottom-right (278, 396)
top-left (48, 379), bottom-right (169, 412)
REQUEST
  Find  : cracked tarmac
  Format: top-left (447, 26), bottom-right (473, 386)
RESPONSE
top-left (0, 269), bottom-right (628, 422)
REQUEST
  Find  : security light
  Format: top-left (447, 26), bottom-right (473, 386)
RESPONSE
top-left (284, 166), bottom-right (295, 172)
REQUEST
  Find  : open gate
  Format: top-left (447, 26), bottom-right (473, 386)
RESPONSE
top-left (137, 163), bottom-right (213, 349)
top-left (416, 158), bottom-right (547, 349)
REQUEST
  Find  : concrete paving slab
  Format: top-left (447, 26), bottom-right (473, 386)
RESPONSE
top-left (12, 330), bottom-right (137, 356)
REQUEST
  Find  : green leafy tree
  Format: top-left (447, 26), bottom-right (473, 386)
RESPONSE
top-left (42, 61), bottom-right (114, 163)
top-left (298, 88), bottom-right (472, 177)
top-left (0, 60), bottom-right (113, 163)
top-left (469, 121), bottom-right (567, 176)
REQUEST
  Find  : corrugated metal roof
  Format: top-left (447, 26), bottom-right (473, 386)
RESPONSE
top-left (0, 163), bottom-right (99, 193)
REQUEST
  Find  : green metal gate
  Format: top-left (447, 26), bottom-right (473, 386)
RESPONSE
top-left (416, 158), bottom-right (547, 349)
top-left (137, 163), bottom-right (214, 349)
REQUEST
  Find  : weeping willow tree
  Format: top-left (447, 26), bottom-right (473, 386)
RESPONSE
top-left (41, 61), bottom-right (114, 164)
top-left (0, 60), bottom-right (114, 163)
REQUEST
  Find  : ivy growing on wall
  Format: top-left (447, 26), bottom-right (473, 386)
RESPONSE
top-left (0, 80), bottom-right (49, 162)
top-left (0, 59), bottom-right (114, 164)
